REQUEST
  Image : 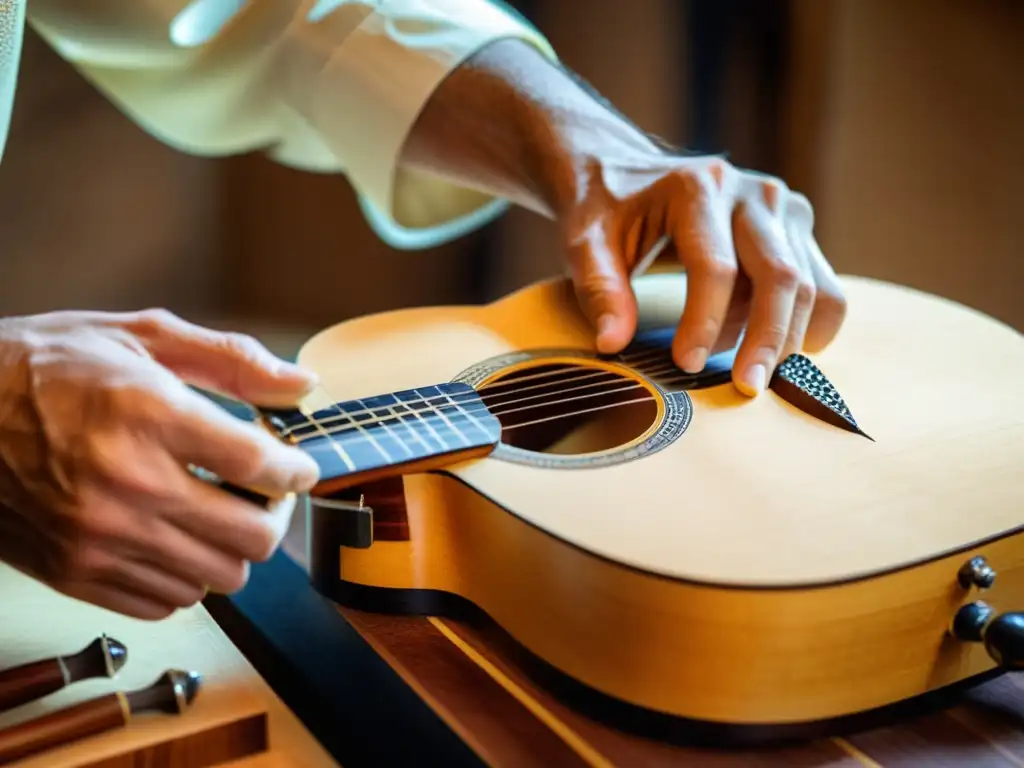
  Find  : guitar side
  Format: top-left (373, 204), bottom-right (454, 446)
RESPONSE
top-left (306, 471), bottom-right (1024, 730)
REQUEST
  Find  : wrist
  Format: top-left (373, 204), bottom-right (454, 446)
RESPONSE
top-left (402, 38), bottom-right (662, 221)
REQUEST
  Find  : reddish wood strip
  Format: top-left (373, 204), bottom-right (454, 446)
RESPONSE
top-left (0, 658), bottom-right (64, 712)
top-left (342, 610), bottom-right (594, 767)
top-left (0, 694), bottom-right (126, 764)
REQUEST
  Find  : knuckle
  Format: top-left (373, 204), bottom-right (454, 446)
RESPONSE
top-left (757, 323), bottom-right (791, 351)
top-left (767, 260), bottom-right (802, 291)
top-left (796, 278), bottom-right (817, 307)
top-left (576, 272), bottom-right (623, 303)
top-left (61, 535), bottom-right (110, 582)
top-left (100, 454), bottom-right (181, 504)
top-left (787, 191), bottom-right (815, 228)
top-left (176, 584), bottom-right (209, 608)
top-left (703, 258), bottom-right (738, 285)
top-left (703, 157), bottom-right (734, 191)
top-left (75, 502), bottom-right (119, 542)
top-left (219, 331), bottom-right (262, 359)
top-left (228, 439), bottom-right (270, 487)
top-left (815, 284), bottom-right (849, 322)
top-left (668, 167), bottom-right (712, 201)
top-left (131, 308), bottom-right (181, 335)
top-left (105, 383), bottom-right (171, 425)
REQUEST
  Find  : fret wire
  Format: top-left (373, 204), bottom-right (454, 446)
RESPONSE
top-left (440, 392), bottom-right (490, 441)
top-left (395, 396), bottom-right (449, 453)
top-left (332, 403), bottom-right (393, 463)
top-left (303, 408), bottom-right (357, 473)
top-left (382, 402), bottom-right (434, 454)
top-left (441, 401), bottom-right (493, 443)
top-left (412, 405), bottom-right (472, 449)
top-left (413, 388), bottom-right (470, 447)
top-left (297, 411), bottom-right (471, 449)
top-left (292, 399), bottom-right (479, 448)
top-left (281, 391), bottom-right (481, 437)
top-left (356, 399), bottom-right (416, 459)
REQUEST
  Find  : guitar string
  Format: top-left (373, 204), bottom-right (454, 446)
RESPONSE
top-left (479, 359), bottom-right (697, 402)
top-left (298, 394), bottom-right (658, 452)
top-left (294, 385), bottom-right (657, 447)
top-left (276, 343), bottom-right (685, 437)
top-left (278, 354), bottom-right (707, 438)
top-left (474, 345), bottom-right (675, 391)
top-left (288, 376), bottom-right (650, 440)
top-left (283, 367), bottom-right (707, 444)
top-left (289, 348), bottom-right (705, 457)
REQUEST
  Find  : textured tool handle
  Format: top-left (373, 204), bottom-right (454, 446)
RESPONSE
top-left (0, 693), bottom-right (127, 765)
top-left (0, 659), bottom-right (65, 713)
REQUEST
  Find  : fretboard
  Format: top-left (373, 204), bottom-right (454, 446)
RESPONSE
top-left (259, 382), bottom-right (502, 493)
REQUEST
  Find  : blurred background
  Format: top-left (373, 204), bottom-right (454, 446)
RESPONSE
top-left (0, 0), bottom-right (1021, 361)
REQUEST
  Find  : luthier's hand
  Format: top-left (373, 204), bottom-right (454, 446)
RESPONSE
top-left (405, 39), bottom-right (847, 396)
top-left (561, 154), bottom-right (848, 396)
top-left (0, 310), bottom-right (320, 620)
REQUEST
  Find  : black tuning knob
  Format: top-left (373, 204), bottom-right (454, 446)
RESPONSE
top-left (985, 613), bottom-right (1024, 670)
top-left (958, 556), bottom-right (997, 589)
top-left (951, 601), bottom-right (1024, 671)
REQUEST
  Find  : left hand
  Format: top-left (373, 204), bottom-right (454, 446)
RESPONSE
top-left (560, 154), bottom-right (848, 396)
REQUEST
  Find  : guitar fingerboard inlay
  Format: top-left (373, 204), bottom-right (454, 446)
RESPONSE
top-left (261, 383), bottom-right (503, 482)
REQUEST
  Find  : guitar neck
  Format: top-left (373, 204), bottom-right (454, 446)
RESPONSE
top-left (258, 382), bottom-right (503, 496)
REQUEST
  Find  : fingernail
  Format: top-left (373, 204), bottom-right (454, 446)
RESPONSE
top-left (287, 449), bottom-right (321, 492)
top-left (738, 363), bottom-right (767, 397)
top-left (680, 346), bottom-right (708, 374)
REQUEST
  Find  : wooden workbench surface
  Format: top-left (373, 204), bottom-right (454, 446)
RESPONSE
top-left (0, 561), bottom-right (338, 768)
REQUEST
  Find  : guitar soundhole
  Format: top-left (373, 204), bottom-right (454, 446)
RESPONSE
top-left (476, 361), bottom-right (660, 456)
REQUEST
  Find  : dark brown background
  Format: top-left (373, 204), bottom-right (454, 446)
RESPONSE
top-left (0, 0), bottom-right (1021, 355)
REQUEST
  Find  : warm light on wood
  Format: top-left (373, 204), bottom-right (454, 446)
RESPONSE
top-left (297, 271), bottom-right (1024, 727)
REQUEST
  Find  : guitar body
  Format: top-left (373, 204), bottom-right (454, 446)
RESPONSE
top-left (293, 272), bottom-right (1024, 734)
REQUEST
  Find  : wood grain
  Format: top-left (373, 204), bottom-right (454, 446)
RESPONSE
top-left (0, 659), bottom-right (65, 713)
top-left (314, 470), bottom-right (1024, 727)
top-left (294, 270), bottom-right (1024, 726)
top-left (82, 712), bottom-right (267, 768)
top-left (0, 694), bottom-right (128, 765)
top-left (298, 271), bottom-right (1024, 587)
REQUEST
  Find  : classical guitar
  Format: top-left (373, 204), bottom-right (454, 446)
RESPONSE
top-left (249, 270), bottom-right (1024, 735)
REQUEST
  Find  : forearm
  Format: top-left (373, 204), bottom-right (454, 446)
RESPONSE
top-left (401, 38), bottom-right (662, 220)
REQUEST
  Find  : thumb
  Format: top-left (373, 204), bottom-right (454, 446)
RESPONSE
top-left (566, 225), bottom-right (638, 355)
top-left (127, 310), bottom-right (318, 406)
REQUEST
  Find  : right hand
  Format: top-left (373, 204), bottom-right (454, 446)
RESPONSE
top-left (0, 309), bottom-right (321, 620)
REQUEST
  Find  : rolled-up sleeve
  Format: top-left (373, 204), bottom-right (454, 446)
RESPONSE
top-left (28, 0), bottom-right (557, 249)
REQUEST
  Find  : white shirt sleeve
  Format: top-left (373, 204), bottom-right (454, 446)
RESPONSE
top-left (26, 0), bottom-right (558, 249)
